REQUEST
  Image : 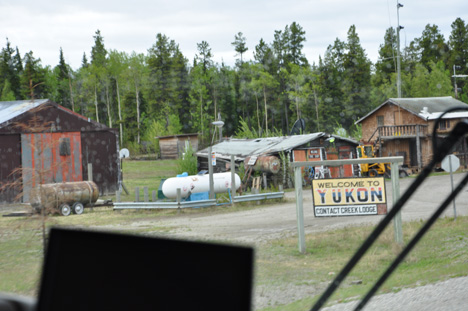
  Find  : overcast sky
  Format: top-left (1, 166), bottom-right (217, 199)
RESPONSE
top-left (1, 0), bottom-right (467, 70)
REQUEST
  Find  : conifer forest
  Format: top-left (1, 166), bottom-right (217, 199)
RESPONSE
top-left (1, 19), bottom-right (467, 153)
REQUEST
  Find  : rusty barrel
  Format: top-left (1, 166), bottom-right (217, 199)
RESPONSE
top-left (30, 181), bottom-right (99, 209)
top-left (244, 155), bottom-right (281, 174)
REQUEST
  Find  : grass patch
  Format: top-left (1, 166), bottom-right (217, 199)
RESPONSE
top-left (1, 159), bottom-right (467, 310)
top-left (2, 213), bottom-right (467, 309)
top-left (115, 159), bottom-right (179, 202)
top-left (256, 216), bottom-right (468, 310)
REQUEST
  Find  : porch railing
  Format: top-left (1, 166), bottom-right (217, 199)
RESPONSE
top-left (378, 124), bottom-right (428, 138)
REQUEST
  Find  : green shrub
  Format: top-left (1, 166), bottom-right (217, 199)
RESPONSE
top-left (176, 144), bottom-right (198, 175)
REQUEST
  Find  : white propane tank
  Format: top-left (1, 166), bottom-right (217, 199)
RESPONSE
top-left (162, 172), bottom-right (241, 199)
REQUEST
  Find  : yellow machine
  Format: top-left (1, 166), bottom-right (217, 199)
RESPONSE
top-left (356, 145), bottom-right (390, 177)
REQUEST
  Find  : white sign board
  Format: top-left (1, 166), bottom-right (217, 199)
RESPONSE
top-left (315, 205), bottom-right (378, 217)
top-left (312, 177), bottom-right (387, 217)
top-left (441, 154), bottom-right (460, 173)
top-left (247, 156), bottom-right (257, 166)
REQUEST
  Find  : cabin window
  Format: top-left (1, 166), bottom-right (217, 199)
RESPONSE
top-left (59, 138), bottom-right (71, 156)
top-left (377, 115), bottom-right (384, 126)
top-left (439, 119), bottom-right (450, 130)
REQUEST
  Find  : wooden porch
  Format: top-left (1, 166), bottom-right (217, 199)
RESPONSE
top-left (374, 124), bottom-right (428, 140)
top-left (369, 125), bottom-right (428, 170)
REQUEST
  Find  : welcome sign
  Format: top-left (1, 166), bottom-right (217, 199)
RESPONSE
top-left (312, 177), bottom-right (387, 217)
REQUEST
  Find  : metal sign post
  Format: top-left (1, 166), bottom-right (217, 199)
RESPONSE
top-left (391, 161), bottom-right (403, 244)
top-left (294, 166), bottom-right (306, 253)
top-left (208, 147), bottom-right (214, 200)
top-left (231, 155), bottom-right (236, 202)
top-left (441, 154), bottom-right (460, 220)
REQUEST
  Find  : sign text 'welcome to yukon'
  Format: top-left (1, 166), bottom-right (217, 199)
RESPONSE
top-left (312, 177), bottom-right (387, 217)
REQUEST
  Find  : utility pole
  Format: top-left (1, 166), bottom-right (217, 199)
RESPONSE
top-left (395, 1), bottom-right (404, 244)
top-left (452, 65), bottom-right (468, 99)
top-left (396, 2), bottom-right (404, 99)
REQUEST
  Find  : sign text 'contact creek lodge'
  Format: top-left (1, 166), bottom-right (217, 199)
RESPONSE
top-left (312, 177), bottom-right (388, 217)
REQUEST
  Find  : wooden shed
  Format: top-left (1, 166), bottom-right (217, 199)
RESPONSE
top-left (158, 134), bottom-right (199, 159)
top-left (0, 99), bottom-right (120, 203)
top-left (196, 133), bottom-right (359, 187)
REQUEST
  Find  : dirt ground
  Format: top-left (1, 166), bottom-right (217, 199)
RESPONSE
top-left (3, 173), bottom-right (467, 309)
top-left (109, 173), bottom-right (468, 309)
top-left (121, 173), bottom-right (468, 245)
top-left (120, 173), bottom-right (468, 309)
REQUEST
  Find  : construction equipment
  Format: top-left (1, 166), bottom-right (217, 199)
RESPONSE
top-left (356, 145), bottom-right (412, 178)
top-left (356, 145), bottom-right (391, 177)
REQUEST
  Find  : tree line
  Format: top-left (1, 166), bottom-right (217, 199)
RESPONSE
top-left (1, 18), bottom-right (467, 154)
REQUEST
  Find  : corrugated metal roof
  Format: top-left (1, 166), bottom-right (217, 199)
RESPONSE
top-left (390, 97), bottom-right (468, 114)
top-left (158, 133), bottom-right (199, 139)
top-left (425, 111), bottom-right (468, 120)
top-left (0, 99), bottom-right (49, 127)
top-left (355, 97), bottom-right (468, 124)
top-left (197, 133), bottom-right (329, 160)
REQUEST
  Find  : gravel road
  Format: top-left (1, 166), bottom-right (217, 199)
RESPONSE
top-left (321, 276), bottom-right (468, 311)
top-left (127, 173), bottom-right (468, 244)
top-left (117, 173), bottom-right (468, 310)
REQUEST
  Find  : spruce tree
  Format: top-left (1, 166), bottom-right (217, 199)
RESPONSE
top-left (342, 25), bottom-right (372, 130)
top-left (0, 39), bottom-right (22, 99)
top-left (414, 24), bottom-right (449, 71)
top-left (55, 47), bottom-right (72, 109)
top-left (448, 18), bottom-right (468, 100)
top-left (231, 32), bottom-right (248, 65)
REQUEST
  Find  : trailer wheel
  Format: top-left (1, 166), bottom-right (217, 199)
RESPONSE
top-left (369, 169), bottom-right (379, 177)
top-left (399, 170), bottom-right (408, 178)
top-left (72, 202), bottom-right (84, 215)
top-left (59, 203), bottom-right (72, 216)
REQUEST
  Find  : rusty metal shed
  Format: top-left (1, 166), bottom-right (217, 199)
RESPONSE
top-left (0, 99), bottom-right (120, 203)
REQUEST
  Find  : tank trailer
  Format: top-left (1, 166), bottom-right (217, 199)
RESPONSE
top-left (30, 181), bottom-right (99, 216)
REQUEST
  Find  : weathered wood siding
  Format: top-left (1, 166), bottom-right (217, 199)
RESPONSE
top-left (0, 134), bottom-right (21, 202)
top-left (159, 135), bottom-right (198, 160)
top-left (361, 103), bottom-right (426, 143)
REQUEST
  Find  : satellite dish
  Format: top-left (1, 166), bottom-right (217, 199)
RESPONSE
top-left (290, 118), bottom-right (306, 135)
top-left (212, 121), bottom-right (225, 128)
top-left (119, 148), bottom-right (130, 159)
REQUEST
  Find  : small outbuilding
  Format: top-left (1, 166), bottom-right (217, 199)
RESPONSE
top-left (0, 99), bottom-right (120, 203)
top-left (196, 133), bottom-right (359, 187)
top-left (158, 133), bottom-right (199, 159)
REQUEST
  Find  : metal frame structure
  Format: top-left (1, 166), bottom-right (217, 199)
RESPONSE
top-left (291, 156), bottom-right (404, 253)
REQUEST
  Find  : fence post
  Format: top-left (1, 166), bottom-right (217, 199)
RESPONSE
top-left (87, 163), bottom-right (93, 181)
top-left (135, 187), bottom-right (140, 202)
top-left (176, 188), bottom-right (181, 214)
top-left (391, 162), bottom-right (403, 244)
top-left (116, 190), bottom-right (121, 203)
top-left (294, 166), bottom-right (306, 253)
top-left (231, 155), bottom-right (236, 203)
